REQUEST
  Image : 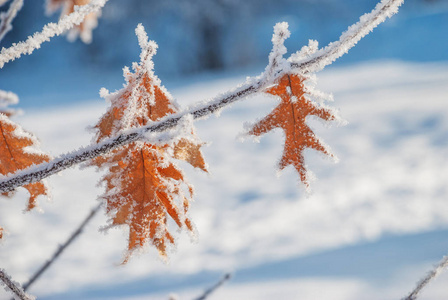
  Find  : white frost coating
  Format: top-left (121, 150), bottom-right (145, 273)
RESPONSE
top-left (135, 24), bottom-right (159, 78)
top-left (0, 0), bottom-right (9, 8)
top-left (0, 0), bottom-right (108, 68)
top-left (0, 0), bottom-right (23, 42)
top-left (91, 25), bottom-right (201, 258)
top-left (301, 74), bottom-right (334, 104)
top-left (119, 25), bottom-right (163, 131)
top-left (263, 22), bottom-right (291, 85)
top-left (0, 268), bottom-right (35, 300)
top-left (0, 90), bottom-right (18, 106)
top-left (143, 114), bottom-right (203, 151)
top-left (0, 114), bottom-right (49, 158)
top-left (68, 10), bottom-right (99, 44)
top-left (46, 0), bottom-right (102, 43)
top-left (95, 24), bottom-right (181, 139)
top-left (98, 87), bottom-right (109, 99)
top-left (291, 0), bottom-right (404, 74)
top-left (288, 39), bottom-right (319, 65)
top-left (301, 78), bottom-right (346, 127)
top-left (0, 114), bottom-right (51, 203)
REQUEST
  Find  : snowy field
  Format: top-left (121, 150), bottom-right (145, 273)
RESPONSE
top-left (1, 60), bottom-right (448, 300)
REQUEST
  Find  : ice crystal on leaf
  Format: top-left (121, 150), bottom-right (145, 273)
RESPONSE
top-left (90, 25), bottom-right (207, 261)
top-left (0, 113), bottom-right (50, 217)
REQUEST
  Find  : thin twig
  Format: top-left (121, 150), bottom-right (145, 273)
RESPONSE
top-left (0, 0), bottom-right (404, 193)
top-left (20, 203), bottom-right (102, 293)
top-left (403, 255), bottom-right (448, 300)
top-left (0, 269), bottom-right (35, 300)
top-left (0, 0), bottom-right (23, 43)
top-left (193, 273), bottom-right (232, 300)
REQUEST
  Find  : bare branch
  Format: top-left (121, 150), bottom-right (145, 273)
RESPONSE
top-left (0, 0), bottom-right (404, 193)
top-left (0, 0), bottom-right (108, 68)
top-left (263, 22), bottom-right (290, 85)
top-left (0, 0), bottom-right (23, 43)
top-left (0, 269), bottom-right (35, 300)
top-left (193, 273), bottom-right (232, 300)
top-left (20, 204), bottom-right (102, 292)
top-left (403, 255), bottom-right (448, 300)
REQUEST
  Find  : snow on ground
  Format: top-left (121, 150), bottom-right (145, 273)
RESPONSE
top-left (0, 60), bottom-right (448, 299)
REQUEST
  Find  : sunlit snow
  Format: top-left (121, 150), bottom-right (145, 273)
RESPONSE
top-left (0, 60), bottom-right (447, 300)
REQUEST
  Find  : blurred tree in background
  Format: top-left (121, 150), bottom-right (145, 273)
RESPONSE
top-left (1, 0), bottom-right (446, 77)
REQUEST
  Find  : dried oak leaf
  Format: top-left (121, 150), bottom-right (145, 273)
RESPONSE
top-left (0, 114), bottom-right (50, 211)
top-left (92, 71), bottom-right (207, 260)
top-left (99, 144), bottom-right (196, 261)
top-left (249, 74), bottom-right (337, 187)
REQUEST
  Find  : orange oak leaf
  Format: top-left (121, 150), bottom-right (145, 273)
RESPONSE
top-left (249, 74), bottom-right (338, 187)
top-left (92, 66), bottom-right (207, 260)
top-left (98, 144), bottom-right (195, 261)
top-left (46, 0), bottom-right (99, 43)
top-left (0, 114), bottom-right (50, 211)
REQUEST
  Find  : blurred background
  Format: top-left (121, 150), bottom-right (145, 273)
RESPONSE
top-left (1, 0), bottom-right (448, 107)
top-left (0, 0), bottom-right (448, 299)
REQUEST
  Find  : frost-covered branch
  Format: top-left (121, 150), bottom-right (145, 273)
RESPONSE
top-left (262, 22), bottom-right (290, 85)
top-left (291, 0), bottom-right (404, 74)
top-left (0, 0), bottom-right (403, 193)
top-left (403, 255), bottom-right (448, 300)
top-left (0, 0), bottom-right (108, 68)
top-left (0, 269), bottom-right (35, 300)
top-left (0, 0), bottom-right (23, 42)
top-left (0, 79), bottom-right (260, 193)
